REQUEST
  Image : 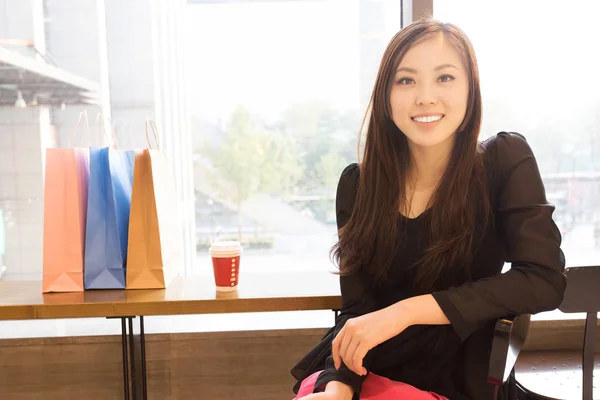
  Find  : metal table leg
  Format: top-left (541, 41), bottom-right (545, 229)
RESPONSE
top-left (121, 318), bottom-right (130, 400)
top-left (128, 316), bottom-right (147, 400)
top-left (108, 317), bottom-right (131, 400)
top-left (108, 316), bottom-right (147, 400)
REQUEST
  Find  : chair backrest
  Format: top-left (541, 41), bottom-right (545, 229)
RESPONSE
top-left (558, 266), bottom-right (600, 400)
top-left (559, 266), bottom-right (600, 313)
top-left (488, 314), bottom-right (530, 386)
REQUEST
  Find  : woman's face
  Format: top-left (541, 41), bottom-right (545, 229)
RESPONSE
top-left (390, 33), bottom-right (469, 150)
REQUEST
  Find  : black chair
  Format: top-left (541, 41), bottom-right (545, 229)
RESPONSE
top-left (488, 266), bottom-right (600, 400)
top-left (488, 314), bottom-right (531, 399)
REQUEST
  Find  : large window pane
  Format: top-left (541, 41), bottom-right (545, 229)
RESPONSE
top-left (435, 0), bottom-right (600, 267)
top-left (435, 0), bottom-right (599, 320)
top-left (188, 0), bottom-right (401, 275)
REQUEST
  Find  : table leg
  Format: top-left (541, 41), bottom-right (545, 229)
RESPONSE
top-left (128, 316), bottom-right (147, 400)
top-left (121, 318), bottom-right (130, 400)
top-left (107, 316), bottom-right (131, 400)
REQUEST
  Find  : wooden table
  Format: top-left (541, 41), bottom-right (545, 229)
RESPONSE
top-left (0, 271), bottom-right (342, 400)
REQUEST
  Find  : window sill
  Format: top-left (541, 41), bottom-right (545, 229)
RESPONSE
top-left (0, 308), bottom-right (586, 340)
top-left (0, 309), bottom-right (335, 339)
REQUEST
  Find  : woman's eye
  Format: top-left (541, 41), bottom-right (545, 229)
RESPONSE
top-left (438, 74), bottom-right (455, 83)
top-left (397, 77), bottom-right (414, 85)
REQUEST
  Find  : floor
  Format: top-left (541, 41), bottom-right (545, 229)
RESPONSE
top-left (516, 351), bottom-right (599, 399)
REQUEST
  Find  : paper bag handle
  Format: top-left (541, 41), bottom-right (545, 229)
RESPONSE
top-left (96, 113), bottom-right (120, 149)
top-left (145, 119), bottom-right (161, 150)
top-left (70, 110), bottom-right (89, 145)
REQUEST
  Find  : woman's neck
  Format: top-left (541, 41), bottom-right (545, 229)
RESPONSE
top-left (407, 138), bottom-right (454, 191)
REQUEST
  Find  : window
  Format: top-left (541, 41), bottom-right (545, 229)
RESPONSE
top-left (434, 0), bottom-right (599, 320)
top-left (189, 0), bottom-right (401, 277)
top-left (0, 0), bottom-right (402, 337)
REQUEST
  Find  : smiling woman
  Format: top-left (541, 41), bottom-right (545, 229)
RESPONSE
top-left (291, 17), bottom-right (566, 400)
top-left (336, 20), bottom-right (488, 293)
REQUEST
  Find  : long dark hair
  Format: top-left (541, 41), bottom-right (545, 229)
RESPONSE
top-left (332, 19), bottom-right (491, 292)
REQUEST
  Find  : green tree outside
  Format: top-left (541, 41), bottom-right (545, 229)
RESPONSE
top-left (209, 106), bottom-right (303, 239)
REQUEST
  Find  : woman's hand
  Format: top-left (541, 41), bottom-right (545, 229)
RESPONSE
top-left (332, 306), bottom-right (410, 376)
top-left (332, 295), bottom-right (450, 376)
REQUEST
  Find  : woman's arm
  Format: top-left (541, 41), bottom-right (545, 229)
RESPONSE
top-left (387, 294), bottom-right (450, 328)
top-left (431, 132), bottom-right (566, 341)
top-left (332, 294), bottom-right (451, 375)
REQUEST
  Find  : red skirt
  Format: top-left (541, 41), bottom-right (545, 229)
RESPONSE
top-left (294, 370), bottom-right (448, 400)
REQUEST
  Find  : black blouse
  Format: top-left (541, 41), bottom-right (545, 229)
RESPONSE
top-left (291, 132), bottom-right (567, 400)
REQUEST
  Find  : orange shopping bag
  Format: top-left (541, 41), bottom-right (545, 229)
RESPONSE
top-left (42, 147), bottom-right (89, 293)
top-left (126, 120), bottom-right (181, 289)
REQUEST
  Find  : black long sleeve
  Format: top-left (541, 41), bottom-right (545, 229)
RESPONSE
top-left (432, 132), bottom-right (567, 341)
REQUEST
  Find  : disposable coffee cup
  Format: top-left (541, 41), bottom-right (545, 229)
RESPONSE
top-left (209, 241), bottom-right (242, 291)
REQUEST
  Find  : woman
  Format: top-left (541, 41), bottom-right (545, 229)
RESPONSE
top-left (291, 18), bottom-right (566, 400)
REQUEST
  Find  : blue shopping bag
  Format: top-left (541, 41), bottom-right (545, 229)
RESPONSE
top-left (84, 147), bottom-right (135, 289)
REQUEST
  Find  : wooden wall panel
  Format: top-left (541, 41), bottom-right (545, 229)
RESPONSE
top-left (524, 319), bottom-right (600, 351)
top-left (0, 329), bottom-right (328, 400)
top-left (0, 336), bottom-right (124, 399)
top-left (0, 320), bottom-right (597, 399)
top-left (164, 330), bottom-right (325, 399)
